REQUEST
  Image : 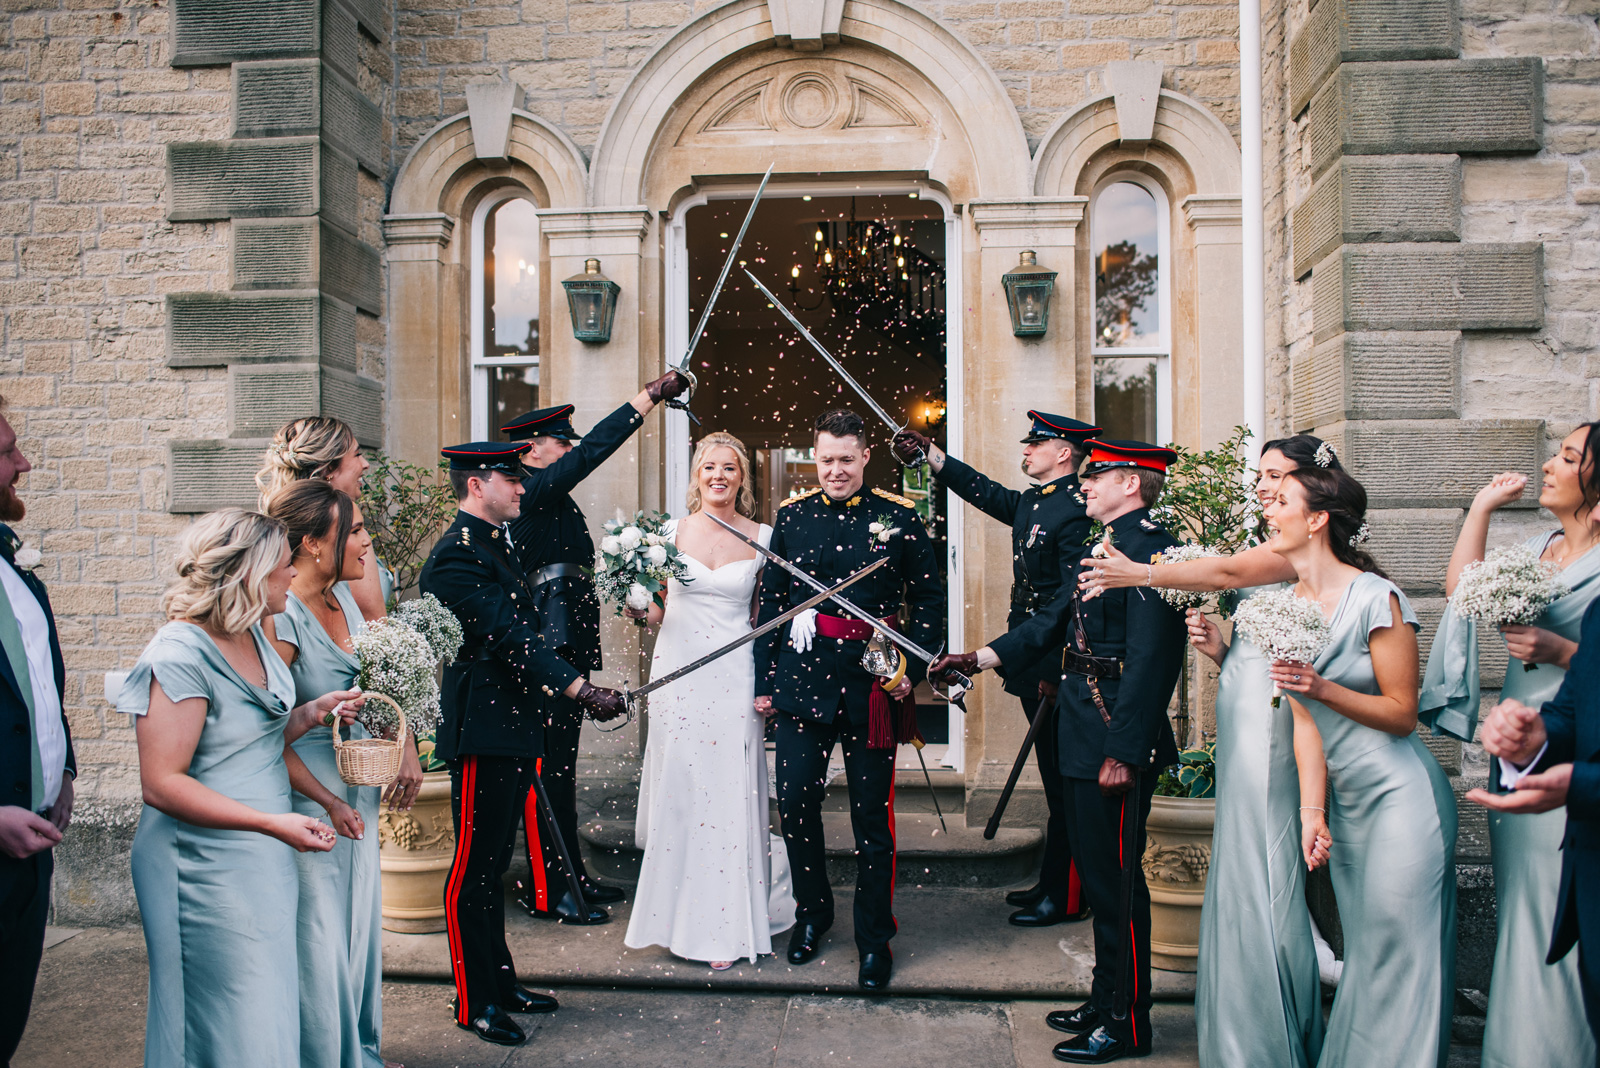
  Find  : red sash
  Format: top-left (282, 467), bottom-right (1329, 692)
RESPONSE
top-left (816, 613), bottom-right (919, 749)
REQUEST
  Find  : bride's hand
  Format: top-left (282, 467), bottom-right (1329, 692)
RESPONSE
top-left (753, 695), bottom-right (775, 719)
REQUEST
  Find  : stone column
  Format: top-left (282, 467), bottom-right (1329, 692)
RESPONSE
top-left (1178, 195), bottom-right (1244, 448)
top-left (381, 214), bottom-right (458, 469)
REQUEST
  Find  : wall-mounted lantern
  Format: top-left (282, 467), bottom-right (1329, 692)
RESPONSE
top-left (1001, 249), bottom-right (1057, 338)
top-left (561, 258), bottom-right (621, 343)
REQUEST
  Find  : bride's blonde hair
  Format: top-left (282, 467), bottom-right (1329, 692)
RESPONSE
top-left (685, 432), bottom-right (756, 518)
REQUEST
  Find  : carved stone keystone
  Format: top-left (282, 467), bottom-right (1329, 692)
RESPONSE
top-left (466, 80), bottom-right (527, 160)
top-left (1105, 61), bottom-right (1164, 144)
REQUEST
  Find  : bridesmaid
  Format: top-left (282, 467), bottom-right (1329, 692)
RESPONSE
top-left (1265, 465), bottom-right (1458, 1068)
top-left (264, 481), bottom-right (399, 1068)
top-left (1422, 422), bottom-right (1600, 1068)
top-left (123, 509), bottom-right (360, 1068)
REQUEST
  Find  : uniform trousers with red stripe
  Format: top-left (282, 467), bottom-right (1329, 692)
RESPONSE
top-left (445, 754), bottom-right (540, 1021)
top-left (1064, 772), bottom-right (1157, 1049)
top-left (775, 709), bottom-right (898, 955)
top-left (520, 698), bottom-right (591, 908)
top-left (1021, 696), bottom-right (1083, 912)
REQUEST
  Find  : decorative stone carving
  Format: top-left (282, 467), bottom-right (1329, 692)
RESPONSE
top-left (1143, 839), bottom-right (1211, 885)
top-left (705, 84), bottom-right (773, 132)
top-left (768, 0), bottom-right (845, 51)
top-left (847, 80), bottom-right (917, 129)
top-left (1105, 60), bottom-right (1163, 144)
top-left (682, 63), bottom-right (926, 143)
top-left (466, 80), bottom-right (527, 161)
top-left (780, 74), bottom-right (837, 129)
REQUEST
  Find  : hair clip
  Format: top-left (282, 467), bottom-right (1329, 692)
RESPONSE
top-left (1348, 522), bottom-right (1370, 547)
top-left (1314, 441), bottom-right (1337, 468)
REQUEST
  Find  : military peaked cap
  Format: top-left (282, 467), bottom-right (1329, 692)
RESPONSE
top-left (441, 441), bottom-right (532, 475)
top-left (502, 404), bottom-right (581, 442)
top-left (1083, 439), bottom-right (1178, 475)
top-left (1021, 411), bottom-right (1102, 444)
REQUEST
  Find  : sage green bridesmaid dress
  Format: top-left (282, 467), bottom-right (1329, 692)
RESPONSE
top-left (1302, 573), bottom-right (1458, 1068)
top-left (1421, 534), bottom-right (1600, 1068)
top-left (276, 583), bottom-right (386, 1068)
top-left (1196, 584), bottom-right (1323, 1068)
top-left (123, 621), bottom-right (302, 1068)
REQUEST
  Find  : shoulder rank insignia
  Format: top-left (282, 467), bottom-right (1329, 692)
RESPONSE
top-left (1073, 491), bottom-right (1085, 504)
top-left (1042, 484), bottom-right (1056, 495)
top-left (1140, 517), bottom-right (1159, 531)
top-left (779, 486), bottom-right (824, 507)
top-left (871, 487), bottom-right (917, 509)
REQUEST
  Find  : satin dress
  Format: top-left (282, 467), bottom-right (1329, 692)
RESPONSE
top-left (1421, 534), bottom-right (1600, 1068)
top-left (277, 585), bottom-right (385, 1068)
top-left (1302, 573), bottom-right (1458, 1068)
top-left (1196, 585), bottom-right (1323, 1068)
top-left (123, 621), bottom-right (302, 1068)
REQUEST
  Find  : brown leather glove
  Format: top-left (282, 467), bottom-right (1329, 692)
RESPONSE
top-left (891, 429), bottom-right (932, 466)
top-left (929, 651), bottom-right (981, 688)
top-left (644, 368), bottom-right (690, 404)
top-left (1038, 678), bottom-right (1059, 702)
top-left (574, 680), bottom-right (628, 723)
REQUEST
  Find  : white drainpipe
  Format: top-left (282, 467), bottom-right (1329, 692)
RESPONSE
top-left (1240, 0), bottom-right (1267, 448)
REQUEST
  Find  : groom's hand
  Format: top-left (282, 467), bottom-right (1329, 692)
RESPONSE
top-left (753, 695), bottom-right (774, 719)
top-left (929, 651), bottom-right (980, 688)
top-left (575, 681), bottom-right (628, 723)
top-left (645, 368), bottom-right (690, 404)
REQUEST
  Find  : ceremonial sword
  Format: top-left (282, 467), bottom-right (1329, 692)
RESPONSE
top-left (666, 163), bottom-right (776, 424)
top-left (621, 556), bottom-right (886, 710)
top-left (740, 269), bottom-right (928, 467)
top-left (983, 693), bottom-right (1053, 840)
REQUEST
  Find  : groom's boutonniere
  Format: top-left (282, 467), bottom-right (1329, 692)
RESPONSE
top-left (868, 515), bottom-right (901, 550)
top-left (12, 541), bottom-right (41, 571)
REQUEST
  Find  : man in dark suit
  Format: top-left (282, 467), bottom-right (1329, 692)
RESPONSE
top-left (0, 401), bottom-right (74, 1064)
top-left (419, 441), bottom-right (628, 1047)
top-left (894, 411), bottom-right (1097, 927)
top-left (933, 440), bottom-right (1186, 1064)
top-left (503, 368), bottom-right (688, 923)
top-left (1474, 593), bottom-right (1600, 1047)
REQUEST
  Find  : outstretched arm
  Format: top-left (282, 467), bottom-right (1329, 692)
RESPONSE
top-left (1446, 473), bottom-right (1528, 595)
top-left (1081, 541), bottom-right (1295, 598)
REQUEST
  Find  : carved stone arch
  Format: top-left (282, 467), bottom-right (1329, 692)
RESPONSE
top-left (390, 110), bottom-right (590, 221)
top-left (1031, 90), bottom-right (1241, 199)
top-left (589, 0), bottom-right (1030, 205)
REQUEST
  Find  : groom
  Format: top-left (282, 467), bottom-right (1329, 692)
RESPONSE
top-left (754, 409), bottom-right (944, 992)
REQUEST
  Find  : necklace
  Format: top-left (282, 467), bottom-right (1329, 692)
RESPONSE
top-left (1552, 529), bottom-right (1600, 569)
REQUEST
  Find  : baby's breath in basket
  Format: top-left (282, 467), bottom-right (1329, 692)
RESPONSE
top-left (344, 616), bottom-right (444, 786)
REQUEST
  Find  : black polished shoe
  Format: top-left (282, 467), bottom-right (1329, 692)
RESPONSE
top-left (786, 922), bottom-right (829, 965)
top-left (1005, 882), bottom-right (1046, 908)
top-left (858, 950), bottom-right (893, 992)
top-left (525, 889), bottom-right (609, 925)
top-left (1053, 1025), bottom-right (1147, 1063)
top-left (1010, 895), bottom-right (1092, 927)
top-left (1045, 1003), bottom-right (1100, 1034)
top-left (507, 985), bottom-right (559, 1014)
top-left (577, 875), bottom-right (626, 905)
top-left (457, 1004), bottom-right (525, 1046)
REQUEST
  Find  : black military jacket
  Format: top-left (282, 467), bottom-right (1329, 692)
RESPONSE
top-left (419, 510), bottom-right (580, 762)
top-left (989, 507), bottom-right (1184, 778)
top-left (938, 455), bottom-right (1091, 698)
top-left (507, 402), bottom-right (644, 673)
top-left (754, 487), bottom-right (944, 725)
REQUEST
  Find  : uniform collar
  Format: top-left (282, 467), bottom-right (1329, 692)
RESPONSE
top-left (1040, 473), bottom-right (1078, 493)
top-left (1107, 507), bottom-right (1152, 540)
top-left (456, 509), bottom-right (511, 545)
top-left (820, 490), bottom-right (866, 508)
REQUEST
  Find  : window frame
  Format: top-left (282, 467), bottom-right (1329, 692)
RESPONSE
top-left (1088, 172), bottom-right (1172, 444)
top-left (468, 187), bottom-right (543, 440)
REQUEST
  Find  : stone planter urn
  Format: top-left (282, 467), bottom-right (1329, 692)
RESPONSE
top-left (378, 769), bottom-right (454, 933)
top-left (1143, 795), bottom-right (1215, 973)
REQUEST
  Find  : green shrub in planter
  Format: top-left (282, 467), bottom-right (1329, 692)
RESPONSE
top-left (1154, 741), bottom-right (1216, 800)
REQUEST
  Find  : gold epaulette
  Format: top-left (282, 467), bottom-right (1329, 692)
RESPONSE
top-left (779, 487), bottom-right (824, 507)
top-left (872, 487), bottom-right (917, 509)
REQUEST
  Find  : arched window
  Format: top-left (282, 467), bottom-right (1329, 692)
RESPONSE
top-left (1090, 175), bottom-right (1171, 444)
top-left (470, 191), bottom-right (541, 441)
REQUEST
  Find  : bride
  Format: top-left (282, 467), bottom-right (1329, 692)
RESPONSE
top-left (623, 432), bottom-right (796, 969)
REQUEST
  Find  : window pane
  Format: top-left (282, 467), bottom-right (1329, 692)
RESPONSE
top-left (485, 198), bottom-right (540, 357)
top-left (1094, 358), bottom-right (1158, 442)
top-left (488, 365), bottom-right (539, 442)
top-left (1093, 182), bottom-right (1160, 348)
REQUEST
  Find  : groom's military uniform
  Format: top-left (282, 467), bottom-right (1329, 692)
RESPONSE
top-left (503, 402), bottom-right (644, 915)
top-left (934, 410), bottom-right (1097, 924)
top-left (754, 486), bottom-right (943, 959)
top-left (419, 442), bottom-right (581, 1032)
top-left (987, 441), bottom-right (1185, 1057)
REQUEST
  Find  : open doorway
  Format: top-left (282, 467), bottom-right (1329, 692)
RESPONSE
top-left (665, 187), bottom-right (961, 758)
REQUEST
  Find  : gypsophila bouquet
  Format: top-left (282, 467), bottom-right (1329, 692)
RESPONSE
top-left (1149, 544), bottom-right (1224, 610)
top-left (593, 510), bottom-right (692, 621)
top-left (350, 617), bottom-right (442, 738)
top-left (1452, 546), bottom-right (1570, 670)
top-left (1231, 588), bottom-right (1332, 706)
top-left (390, 593), bottom-right (463, 665)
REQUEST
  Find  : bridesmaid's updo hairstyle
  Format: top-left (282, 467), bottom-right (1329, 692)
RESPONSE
top-left (685, 431), bottom-right (757, 518)
top-left (1260, 433), bottom-right (1342, 471)
top-left (1283, 466), bottom-right (1388, 579)
top-left (264, 479), bottom-right (354, 606)
top-left (255, 416), bottom-right (358, 506)
top-left (162, 509), bottom-right (289, 635)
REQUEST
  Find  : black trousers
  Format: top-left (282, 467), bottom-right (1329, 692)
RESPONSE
top-left (1021, 696), bottom-right (1081, 912)
top-left (0, 849), bottom-right (51, 1064)
top-left (446, 755), bottom-right (537, 1021)
top-left (521, 697), bottom-right (591, 907)
top-left (1064, 773), bottom-right (1156, 1049)
top-left (775, 710), bottom-right (897, 954)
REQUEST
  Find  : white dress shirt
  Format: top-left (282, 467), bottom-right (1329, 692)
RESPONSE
top-left (1, 557), bottom-right (66, 810)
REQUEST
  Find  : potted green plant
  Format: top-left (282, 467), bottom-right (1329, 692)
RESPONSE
top-left (1146, 742), bottom-right (1217, 972)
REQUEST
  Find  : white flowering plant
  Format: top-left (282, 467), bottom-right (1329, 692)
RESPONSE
top-left (350, 617), bottom-right (442, 740)
top-left (1452, 546), bottom-right (1570, 671)
top-left (591, 510), bottom-right (692, 621)
top-left (1149, 544), bottom-right (1224, 610)
top-left (390, 593), bottom-right (464, 665)
top-left (1230, 587), bottom-right (1333, 706)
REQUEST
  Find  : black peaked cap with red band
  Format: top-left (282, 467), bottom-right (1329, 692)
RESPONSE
top-left (502, 404), bottom-right (581, 442)
top-left (441, 440), bottom-right (532, 476)
top-left (1082, 438), bottom-right (1178, 475)
top-left (1021, 410), bottom-right (1102, 444)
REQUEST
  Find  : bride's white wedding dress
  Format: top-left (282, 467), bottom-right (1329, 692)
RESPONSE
top-left (624, 520), bottom-right (796, 963)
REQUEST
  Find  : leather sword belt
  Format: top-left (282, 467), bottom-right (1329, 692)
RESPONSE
top-left (452, 647), bottom-right (494, 666)
top-left (1062, 648), bottom-right (1122, 680)
top-left (530, 562), bottom-right (585, 586)
top-left (1010, 587), bottom-right (1055, 612)
top-left (815, 613), bottom-right (895, 641)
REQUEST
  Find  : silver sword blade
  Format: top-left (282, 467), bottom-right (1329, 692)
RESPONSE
top-left (624, 555), bottom-right (887, 704)
top-left (741, 268), bottom-right (906, 438)
top-left (674, 163), bottom-right (775, 376)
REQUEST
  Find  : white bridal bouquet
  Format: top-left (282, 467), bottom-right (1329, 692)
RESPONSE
top-left (390, 592), bottom-right (464, 666)
top-left (1148, 544), bottom-right (1223, 610)
top-left (1230, 588), bottom-right (1333, 706)
top-left (349, 615), bottom-right (443, 739)
top-left (593, 510), bottom-right (692, 620)
top-left (1451, 545), bottom-right (1569, 670)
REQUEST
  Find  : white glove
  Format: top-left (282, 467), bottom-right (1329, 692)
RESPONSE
top-left (789, 608), bottom-right (818, 653)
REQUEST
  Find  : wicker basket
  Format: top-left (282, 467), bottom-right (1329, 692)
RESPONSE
top-left (333, 692), bottom-right (408, 787)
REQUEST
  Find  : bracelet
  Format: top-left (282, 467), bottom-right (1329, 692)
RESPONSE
top-left (1145, 565), bottom-right (1153, 587)
top-left (1299, 806), bottom-right (1324, 813)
